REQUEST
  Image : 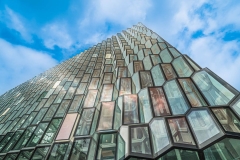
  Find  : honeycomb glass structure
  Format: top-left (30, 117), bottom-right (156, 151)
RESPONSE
top-left (0, 23), bottom-right (240, 160)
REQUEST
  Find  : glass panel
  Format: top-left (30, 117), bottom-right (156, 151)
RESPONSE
top-left (1, 130), bottom-right (24, 153)
top-left (48, 143), bottom-right (69, 160)
top-left (41, 118), bottom-right (62, 144)
top-left (161, 64), bottom-right (177, 80)
top-left (188, 110), bottom-right (221, 145)
top-left (13, 126), bottom-right (36, 150)
top-left (138, 88), bottom-right (153, 123)
top-left (118, 67), bottom-right (128, 78)
top-left (183, 55), bottom-right (200, 71)
top-left (117, 135), bottom-right (125, 160)
top-left (103, 73), bottom-right (113, 84)
top-left (178, 79), bottom-right (207, 107)
top-left (31, 107), bottom-right (48, 125)
top-left (149, 87), bottom-right (171, 116)
top-left (69, 95), bottom-right (84, 113)
top-left (160, 49), bottom-right (172, 63)
top-left (212, 108), bottom-right (240, 133)
top-left (16, 150), bottom-right (34, 160)
top-left (164, 80), bottom-right (190, 115)
top-left (119, 78), bottom-right (131, 96)
top-left (83, 90), bottom-right (98, 107)
top-left (26, 123), bottom-right (48, 147)
top-left (76, 83), bottom-right (88, 94)
top-left (150, 55), bottom-right (161, 66)
top-left (75, 108), bottom-right (95, 136)
top-left (169, 48), bottom-right (181, 58)
top-left (65, 86), bottom-right (76, 99)
top-left (97, 133), bottom-right (117, 160)
top-left (54, 90), bottom-right (66, 104)
top-left (143, 56), bottom-right (152, 70)
top-left (55, 100), bottom-right (70, 117)
top-left (140, 71), bottom-right (153, 89)
top-left (172, 57), bottom-right (193, 77)
top-left (168, 117), bottom-right (195, 145)
top-left (232, 98), bottom-right (240, 117)
top-left (204, 138), bottom-right (240, 160)
top-left (31, 146), bottom-right (50, 160)
top-left (3, 153), bottom-right (18, 160)
top-left (21, 112), bottom-right (37, 128)
top-left (131, 127), bottom-right (151, 155)
top-left (87, 138), bottom-right (97, 160)
top-left (193, 71), bottom-right (236, 105)
top-left (43, 104), bottom-right (58, 121)
top-left (151, 65), bottom-right (165, 86)
top-left (134, 61), bottom-right (144, 73)
top-left (56, 113), bottom-right (78, 140)
top-left (82, 74), bottom-right (90, 82)
top-left (123, 95), bottom-right (139, 124)
top-left (100, 85), bottom-right (113, 102)
top-left (89, 78), bottom-right (99, 89)
top-left (150, 119), bottom-right (170, 155)
top-left (0, 132), bottom-right (14, 151)
top-left (69, 138), bottom-right (91, 160)
top-left (93, 70), bottom-right (101, 77)
top-left (98, 101), bottom-right (115, 130)
top-left (158, 149), bottom-right (199, 160)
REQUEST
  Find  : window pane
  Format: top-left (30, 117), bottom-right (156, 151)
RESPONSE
top-left (123, 95), bottom-right (139, 124)
top-left (140, 71), bottom-right (153, 88)
top-left (84, 90), bottom-right (98, 107)
top-left (149, 87), bottom-right (171, 116)
top-left (160, 49), bottom-right (172, 63)
top-left (119, 78), bottom-right (132, 96)
top-left (16, 150), bottom-right (34, 160)
top-left (188, 110), bottom-right (221, 145)
top-left (56, 113), bottom-right (78, 140)
top-left (192, 71), bottom-right (236, 105)
top-left (69, 138), bottom-right (91, 160)
top-left (212, 108), bottom-right (240, 133)
top-left (48, 143), bottom-right (69, 160)
top-left (204, 138), bottom-right (240, 160)
top-left (158, 149), bottom-right (199, 160)
top-left (172, 57), bottom-right (193, 77)
top-left (150, 119), bottom-right (170, 155)
top-left (161, 64), bottom-right (177, 80)
top-left (138, 88), bottom-right (153, 123)
top-left (131, 127), bottom-right (151, 155)
top-left (168, 117), bottom-right (195, 145)
top-left (26, 123), bottom-right (48, 147)
top-left (178, 79), bottom-right (207, 107)
top-left (164, 80), bottom-right (190, 115)
top-left (100, 84), bottom-right (113, 102)
top-left (98, 101), bottom-right (115, 130)
top-left (151, 65), bottom-right (165, 86)
top-left (31, 146), bottom-right (50, 160)
top-left (75, 108), bottom-right (95, 136)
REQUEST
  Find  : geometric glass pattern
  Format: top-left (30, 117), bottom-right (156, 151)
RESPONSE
top-left (0, 23), bottom-right (240, 160)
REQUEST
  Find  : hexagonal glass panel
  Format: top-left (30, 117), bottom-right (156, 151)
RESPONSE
top-left (204, 138), bottom-right (240, 160)
top-left (164, 80), bottom-right (190, 115)
top-left (231, 97), bottom-right (240, 118)
top-left (192, 70), bottom-right (236, 105)
top-left (168, 117), bottom-right (195, 145)
top-left (150, 118), bottom-right (170, 156)
top-left (98, 101), bottom-right (115, 131)
top-left (178, 79), bottom-right (207, 107)
top-left (161, 64), bottom-right (177, 80)
top-left (123, 94), bottom-right (139, 124)
top-left (187, 109), bottom-right (223, 147)
top-left (212, 108), bottom-right (240, 133)
top-left (131, 126), bottom-right (152, 155)
top-left (149, 87), bottom-right (171, 116)
top-left (160, 49), bottom-right (172, 63)
top-left (69, 138), bottom-right (91, 160)
top-left (48, 143), bottom-right (69, 160)
top-left (151, 65), bottom-right (166, 86)
top-left (158, 149), bottom-right (199, 160)
top-left (172, 57), bottom-right (193, 77)
top-left (138, 88), bottom-right (153, 123)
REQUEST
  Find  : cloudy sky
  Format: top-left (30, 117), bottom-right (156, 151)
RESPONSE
top-left (0, 0), bottom-right (240, 95)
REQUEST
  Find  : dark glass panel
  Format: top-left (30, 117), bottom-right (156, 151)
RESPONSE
top-left (48, 143), bottom-right (69, 160)
top-left (26, 123), bottom-right (48, 147)
top-left (31, 146), bottom-right (50, 160)
top-left (69, 138), bottom-right (91, 160)
top-left (158, 149), bottom-right (199, 160)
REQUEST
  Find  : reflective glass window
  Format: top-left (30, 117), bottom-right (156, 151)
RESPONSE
top-left (149, 87), bottom-right (171, 116)
top-left (168, 117), bottom-right (195, 145)
top-left (69, 138), bottom-right (91, 160)
top-left (161, 64), bottom-right (177, 80)
top-left (123, 95), bottom-right (139, 124)
top-left (98, 101), bottom-right (115, 130)
top-left (193, 70), bottom-right (236, 105)
top-left (164, 80), bottom-right (190, 115)
top-left (131, 127), bottom-right (151, 155)
top-left (48, 143), bottom-right (69, 160)
top-left (151, 65), bottom-right (165, 86)
top-left (138, 88), bottom-right (153, 123)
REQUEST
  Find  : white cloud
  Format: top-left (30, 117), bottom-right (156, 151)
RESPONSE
top-left (40, 22), bottom-right (73, 49)
top-left (0, 38), bottom-right (58, 95)
top-left (1, 7), bottom-right (32, 42)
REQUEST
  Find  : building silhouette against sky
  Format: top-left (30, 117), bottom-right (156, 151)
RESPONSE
top-left (0, 23), bottom-right (240, 160)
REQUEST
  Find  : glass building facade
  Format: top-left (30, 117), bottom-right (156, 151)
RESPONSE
top-left (0, 23), bottom-right (240, 160)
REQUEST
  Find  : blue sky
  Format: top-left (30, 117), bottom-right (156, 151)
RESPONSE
top-left (1, 0), bottom-right (240, 95)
